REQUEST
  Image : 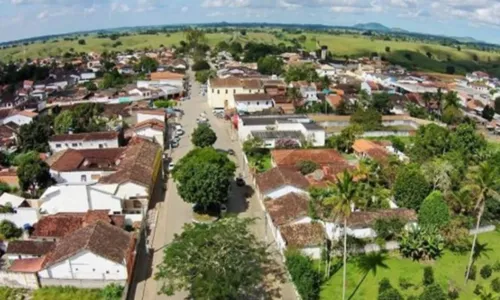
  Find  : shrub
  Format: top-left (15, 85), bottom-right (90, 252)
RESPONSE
top-left (378, 288), bottom-right (403, 300)
top-left (493, 261), bottom-right (500, 272)
top-left (285, 251), bottom-right (321, 300)
top-left (491, 277), bottom-right (500, 293)
top-left (447, 287), bottom-right (459, 300)
top-left (398, 277), bottom-right (413, 290)
top-left (466, 265), bottom-right (477, 281)
top-left (101, 283), bottom-right (123, 300)
top-left (393, 164), bottom-right (430, 210)
top-left (296, 160), bottom-right (318, 175)
top-left (473, 284), bottom-right (483, 295)
top-left (480, 265), bottom-right (493, 279)
top-left (378, 278), bottom-right (392, 294)
top-left (373, 217), bottom-right (406, 241)
top-left (191, 124), bottom-right (217, 148)
top-left (418, 191), bottom-right (450, 229)
top-left (0, 220), bottom-right (23, 239)
top-left (419, 283), bottom-right (446, 300)
top-left (191, 60), bottom-right (210, 71)
top-left (423, 266), bottom-right (434, 286)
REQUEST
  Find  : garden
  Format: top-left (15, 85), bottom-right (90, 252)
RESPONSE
top-left (0, 284), bottom-right (123, 300)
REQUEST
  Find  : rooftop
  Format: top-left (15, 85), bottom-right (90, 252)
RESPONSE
top-left (256, 167), bottom-right (310, 194)
top-left (271, 149), bottom-right (346, 167)
top-left (264, 193), bottom-right (308, 226)
top-left (234, 93), bottom-right (273, 102)
top-left (49, 148), bottom-right (125, 172)
top-left (6, 240), bottom-right (55, 256)
top-left (251, 130), bottom-right (304, 140)
top-left (280, 223), bottom-right (325, 248)
top-left (49, 131), bottom-right (119, 142)
top-left (150, 71), bottom-right (185, 81)
top-left (345, 209), bottom-right (417, 229)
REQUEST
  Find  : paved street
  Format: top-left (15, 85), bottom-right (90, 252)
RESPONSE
top-left (132, 69), bottom-right (296, 300)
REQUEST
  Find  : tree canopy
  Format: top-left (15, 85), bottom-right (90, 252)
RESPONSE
top-left (191, 124), bottom-right (217, 148)
top-left (16, 151), bottom-right (52, 197)
top-left (18, 115), bottom-right (53, 153)
top-left (284, 63), bottom-right (319, 83)
top-left (393, 164), bottom-right (431, 210)
top-left (191, 60), bottom-right (211, 71)
top-left (54, 103), bottom-right (105, 134)
top-left (257, 56), bottom-right (284, 75)
top-left (155, 218), bottom-right (274, 299)
top-left (418, 191), bottom-right (450, 229)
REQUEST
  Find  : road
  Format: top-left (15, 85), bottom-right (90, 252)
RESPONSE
top-left (132, 69), bottom-right (296, 300)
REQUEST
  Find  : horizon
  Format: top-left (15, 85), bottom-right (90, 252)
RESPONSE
top-left (0, 0), bottom-right (499, 44)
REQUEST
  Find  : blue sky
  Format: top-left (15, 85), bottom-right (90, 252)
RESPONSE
top-left (0, 0), bottom-right (499, 44)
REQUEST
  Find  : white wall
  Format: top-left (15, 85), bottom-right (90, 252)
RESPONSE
top-left (40, 186), bottom-right (122, 214)
top-left (137, 113), bottom-right (164, 123)
top-left (2, 115), bottom-right (33, 126)
top-left (264, 186), bottom-right (307, 200)
top-left (50, 170), bottom-right (114, 184)
top-left (301, 247), bottom-right (322, 259)
top-left (49, 138), bottom-right (119, 153)
top-left (238, 121), bottom-right (325, 147)
top-left (134, 128), bottom-right (164, 147)
top-left (0, 208), bottom-right (40, 228)
top-left (39, 250), bottom-right (127, 280)
top-left (114, 182), bottom-right (148, 200)
top-left (235, 100), bottom-right (274, 113)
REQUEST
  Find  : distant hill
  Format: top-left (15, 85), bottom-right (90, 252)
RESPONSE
top-left (451, 36), bottom-right (482, 43)
top-left (353, 22), bottom-right (391, 32)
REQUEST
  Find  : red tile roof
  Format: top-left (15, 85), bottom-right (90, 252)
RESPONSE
top-left (280, 223), bottom-right (325, 248)
top-left (132, 119), bottom-right (165, 132)
top-left (49, 148), bottom-right (125, 172)
top-left (271, 149), bottom-right (346, 167)
top-left (9, 258), bottom-right (44, 273)
top-left (264, 193), bottom-right (308, 226)
top-left (344, 209), bottom-right (417, 229)
top-left (255, 167), bottom-right (310, 195)
top-left (6, 240), bottom-right (55, 256)
top-left (150, 71), bottom-right (184, 80)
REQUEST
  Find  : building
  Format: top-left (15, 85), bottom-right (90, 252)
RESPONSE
top-left (49, 132), bottom-right (120, 153)
top-left (5, 240), bottom-right (55, 261)
top-left (234, 93), bottom-right (275, 113)
top-left (207, 77), bottom-right (264, 109)
top-left (255, 167), bottom-right (310, 199)
top-left (0, 109), bottom-right (37, 126)
top-left (148, 71), bottom-right (185, 89)
top-left (270, 149), bottom-right (347, 168)
top-left (237, 115), bottom-right (325, 147)
top-left (37, 221), bottom-right (135, 283)
top-left (136, 110), bottom-right (166, 123)
top-left (128, 119), bottom-right (165, 147)
top-left (0, 193), bottom-right (40, 228)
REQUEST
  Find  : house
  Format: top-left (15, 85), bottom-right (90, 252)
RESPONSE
top-left (0, 109), bottom-right (37, 126)
top-left (149, 71), bottom-right (185, 89)
top-left (352, 139), bottom-right (390, 162)
top-left (5, 241), bottom-right (55, 261)
top-left (290, 81), bottom-right (319, 104)
top-left (49, 132), bottom-right (120, 153)
top-left (128, 119), bottom-right (165, 147)
top-left (136, 110), bottom-right (166, 123)
top-left (255, 167), bottom-right (310, 199)
top-left (325, 94), bottom-right (343, 109)
top-left (79, 72), bottom-right (96, 83)
top-left (0, 193), bottom-right (29, 208)
top-left (237, 115), bottom-right (326, 147)
top-left (0, 193), bottom-right (40, 228)
top-left (31, 210), bottom-right (125, 242)
top-left (47, 148), bottom-right (125, 184)
top-left (36, 221), bottom-right (135, 283)
top-left (207, 77), bottom-right (264, 109)
top-left (271, 149), bottom-right (347, 168)
top-left (234, 93), bottom-right (275, 113)
top-left (0, 167), bottom-right (19, 188)
top-left (128, 88), bottom-right (153, 98)
top-left (263, 193), bottom-right (325, 258)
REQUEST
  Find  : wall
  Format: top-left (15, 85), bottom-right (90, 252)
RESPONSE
top-left (114, 182), bottom-right (148, 200)
top-left (49, 138), bottom-right (119, 153)
top-left (2, 115), bottom-right (32, 126)
top-left (264, 186), bottom-right (308, 200)
top-left (39, 250), bottom-right (127, 281)
top-left (136, 113), bottom-right (164, 123)
top-left (39, 278), bottom-right (126, 289)
top-left (301, 247), bottom-right (321, 259)
top-left (134, 128), bottom-right (164, 147)
top-left (50, 170), bottom-right (114, 184)
top-left (0, 271), bottom-right (39, 289)
top-left (40, 186), bottom-right (122, 214)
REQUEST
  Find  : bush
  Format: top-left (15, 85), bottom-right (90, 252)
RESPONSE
top-left (296, 160), bottom-right (318, 175)
top-left (419, 283), bottom-right (446, 300)
top-left (374, 217), bottom-right (406, 241)
top-left (191, 60), bottom-right (210, 71)
top-left (491, 277), bottom-right (500, 293)
top-left (285, 250), bottom-right (321, 300)
top-left (393, 164), bottom-right (430, 210)
top-left (480, 264), bottom-right (493, 279)
top-left (398, 277), bottom-right (413, 290)
top-left (0, 220), bottom-right (23, 239)
top-left (101, 283), bottom-right (123, 300)
top-left (378, 288), bottom-right (403, 300)
top-left (466, 265), bottom-right (477, 281)
top-left (473, 284), bottom-right (483, 295)
top-left (191, 124), bottom-right (217, 148)
top-left (378, 278), bottom-right (392, 294)
top-left (493, 261), bottom-right (500, 272)
top-left (423, 266), bottom-right (434, 286)
top-left (447, 287), bottom-right (459, 300)
top-left (418, 191), bottom-right (450, 229)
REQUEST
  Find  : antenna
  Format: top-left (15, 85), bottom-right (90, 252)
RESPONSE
top-left (312, 169), bottom-right (324, 181)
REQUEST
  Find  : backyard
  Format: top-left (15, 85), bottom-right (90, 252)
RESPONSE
top-left (320, 230), bottom-right (500, 299)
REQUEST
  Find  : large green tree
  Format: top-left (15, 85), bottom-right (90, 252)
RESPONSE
top-left (54, 110), bottom-right (74, 134)
top-left (463, 162), bottom-right (500, 283)
top-left (257, 56), bottom-right (284, 75)
top-left (449, 123), bottom-right (486, 161)
top-left (18, 115), bottom-right (53, 153)
top-left (371, 92), bottom-right (393, 115)
top-left (393, 164), bottom-right (431, 210)
top-left (155, 218), bottom-right (274, 299)
top-left (418, 191), bottom-right (450, 229)
top-left (351, 107), bottom-right (382, 131)
top-left (191, 124), bottom-right (217, 148)
top-left (195, 69), bottom-right (216, 83)
top-left (284, 63), bottom-right (319, 83)
top-left (16, 151), bottom-right (52, 197)
top-left (410, 124), bottom-right (450, 163)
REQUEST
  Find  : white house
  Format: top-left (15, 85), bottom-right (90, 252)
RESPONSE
top-left (0, 110), bottom-right (37, 126)
top-left (136, 110), bottom-right (165, 123)
top-left (37, 221), bottom-right (134, 283)
top-left (234, 93), bottom-right (275, 113)
top-left (49, 132), bottom-right (120, 153)
top-left (129, 119), bottom-right (165, 147)
top-left (207, 77), bottom-right (263, 109)
top-left (129, 88), bottom-right (153, 98)
top-left (237, 115), bottom-right (326, 147)
top-left (149, 71), bottom-right (185, 89)
top-left (79, 72), bottom-right (96, 83)
top-left (255, 167), bottom-right (310, 200)
top-left (0, 192), bottom-right (40, 228)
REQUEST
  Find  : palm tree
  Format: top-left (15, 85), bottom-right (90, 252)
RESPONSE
top-left (323, 171), bottom-right (362, 300)
top-left (463, 162), bottom-right (500, 284)
top-left (286, 87), bottom-right (302, 106)
top-left (443, 91), bottom-right (461, 110)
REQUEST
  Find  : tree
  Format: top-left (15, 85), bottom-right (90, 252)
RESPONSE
top-left (482, 105), bottom-right (495, 121)
top-left (351, 107), bottom-right (382, 131)
top-left (195, 69), bottom-right (216, 83)
top-left (242, 136), bottom-right (264, 156)
top-left (191, 60), bottom-right (210, 71)
top-left (191, 124), bottom-right (217, 148)
top-left (17, 152), bottom-right (52, 197)
top-left (393, 164), bottom-right (431, 210)
top-left (100, 283), bottom-right (123, 300)
top-left (418, 191), bottom-right (450, 229)
top-left (443, 91), bottom-right (461, 110)
top-left (135, 56), bottom-right (159, 73)
top-left (155, 218), bottom-right (274, 299)
top-left (441, 106), bottom-right (463, 125)
top-left (373, 217), bottom-right (406, 241)
top-left (410, 124), bottom-right (450, 163)
top-left (54, 110), bottom-right (74, 134)
top-left (463, 162), bottom-right (500, 284)
top-left (18, 116), bottom-right (53, 153)
top-left (184, 28), bottom-right (206, 50)
top-left (495, 97), bottom-right (500, 114)
top-left (378, 288), bottom-right (403, 300)
top-left (286, 87), bottom-right (302, 104)
top-left (421, 158), bottom-right (454, 192)
top-left (0, 220), bottom-right (22, 239)
top-left (257, 56), bottom-right (284, 75)
top-left (297, 160), bottom-right (319, 175)
top-left (78, 39), bottom-right (86, 45)
top-left (323, 171), bottom-right (363, 300)
top-left (83, 81), bottom-right (98, 91)
top-left (419, 283), bottom-right (447, 300)
top-left (446, 65), bottom-right (456, 75)
top-left (326, 124), bottom-right (363, 153)
top-left (450, 123), bottom-right (486, 161)
top-left (285, 250), bottom-right (321, 300)
top-left (284, 63), bottom-right (319, 83)
top-left (385, 46), bottom-right (391, 53)
top-left (320, 75), bottom-right (331, 89)
top-left (372, 92), bottom-right (393, 115)
top-left (154, 99), bottom-right (176, 108)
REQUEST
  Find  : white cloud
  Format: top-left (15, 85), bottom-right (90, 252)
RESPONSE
top-left (278, 0), bottom-right (301, 9)
top-left (111, 1), bottom-right (130, 12)
top-left (201, 0), bottom-right (250, 8)
top-left (83, 4), bottom-right (98, 14)
top-left (37, 10), bottom-right (48, 19)
top-left (181, 6), bottom-right (189, 12)
top-left (206, 11), bottom-right (223, 17)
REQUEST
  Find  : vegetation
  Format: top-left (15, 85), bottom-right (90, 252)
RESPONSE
top-left (33, 286), bottom-right (104, 300)
top-left (257, 55), bottom-right (284, 75)
top-left (191, 124), bottom-right (217, 148)
top-left (393, 164), bottom-right (431, 210)
top-left (53, 103), bottom-right (105, 134)
top-left (0, 220), bottom-right (22, 239)
top-left (195, 69), bottom-right (216, 83)
top-left (285, 250), bottom-right (321, 300)
top-left (155, 218), bottom-right (275, 299)
top-left (398, 226), bottom-right (444, 261)
top-left (18, 115), bottom-right (53, 153)
top-left (16, 151), bottom-right (52, 197)
top-left (418, 191), bottom-right (450, 229)
top-left (296, 160), bottom-right (319, 175)
top-left (191, 59), bottom-right (210, 71)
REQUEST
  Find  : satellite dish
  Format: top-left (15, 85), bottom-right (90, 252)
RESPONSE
top-left (312, 169), bottom-right (324, 181)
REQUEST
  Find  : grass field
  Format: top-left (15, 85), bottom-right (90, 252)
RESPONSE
top-left (320, 231), bottom-right (500, 299)
top-left (2, 30), bottom-right (499, 66)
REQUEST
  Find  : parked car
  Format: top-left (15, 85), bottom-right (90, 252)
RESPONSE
top-left (176, 129), bottom-right (185, 136)
top-left (170, 140), bottom-right (179, 148)
top-left (236, 176), bottom-right (245, 187)
top-left (168, 162), bottom-right (175, 172)
top-left (227, 149), bottom-right (235, 156)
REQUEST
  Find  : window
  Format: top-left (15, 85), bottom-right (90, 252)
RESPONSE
top-left (99, 144), bottom-right (104, 148)
top-left (225, 89), bottom-right (228, 94)
top-left (265, 101), bottom-right (269, 105)
top-left (71, 143), bottom-right (77, 147)
top-left (233, 89), bottom-right (236, 94)
top-left (55, 144), bottom-right (61, 148)
top-left (81, 175), bottom-right (87, 182)
top-left (256, 102), bottom-right (259, 105)
top-left (106, 271), bottom-right (110, 274)
top-left (217, 89), bottom-right (220, 94)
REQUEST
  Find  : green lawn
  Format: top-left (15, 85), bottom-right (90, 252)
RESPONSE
top-left (320, 231), bottom-right (500, 299)
top-left (33, 286), bottom-right (103, 300)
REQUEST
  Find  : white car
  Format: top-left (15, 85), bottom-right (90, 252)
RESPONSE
top-left (168, 162), bottom-right (175, 172)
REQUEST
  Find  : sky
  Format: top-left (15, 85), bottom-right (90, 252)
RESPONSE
top-left (0, 0), bottom-right (499, 44)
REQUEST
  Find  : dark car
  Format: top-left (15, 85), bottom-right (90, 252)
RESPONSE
top-left (227, 149), bottom-right (235, 156)
top-left (236, 177), bottom-right (245, 187)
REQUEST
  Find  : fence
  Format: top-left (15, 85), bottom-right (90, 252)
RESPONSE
top-left (469, 225), bottom-right (496, 235)
top-left (0, 270), bottom-right (39, 289)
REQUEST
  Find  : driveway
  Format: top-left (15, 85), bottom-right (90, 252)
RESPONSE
top-left (132, 69), bottom-right (296, 300)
